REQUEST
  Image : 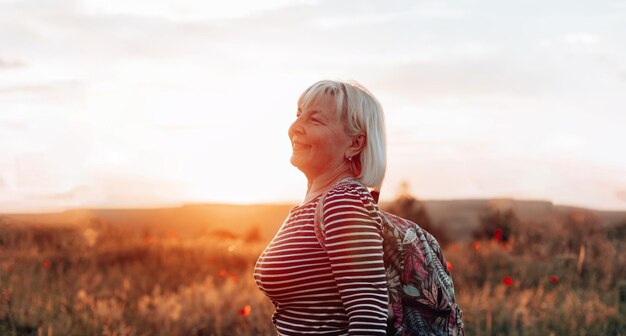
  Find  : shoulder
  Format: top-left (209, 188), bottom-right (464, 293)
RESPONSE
top-left (318, 180), bottom-right (383, 235)
top-left (322, 180), bottom-right (379, 219)
top-left (325, 180), bottom-right (373, 203)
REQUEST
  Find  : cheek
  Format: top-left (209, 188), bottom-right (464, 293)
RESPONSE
top-left (303, 127), bottom-right (348, 161)
top-left (314, 138), bottom-right (343, 160)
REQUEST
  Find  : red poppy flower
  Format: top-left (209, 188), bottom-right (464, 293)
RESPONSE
top-left (42, 260), bottom-right (51, 270)
top-left (239, 305), bottom-right (252, 317)
top-left (218, 269), bottom-right (228, 277)
top-left (472, 241), bottom-right (481, 251)
top-left (493, 229), bottom-right (503, 242)
top-left (550, 275), bottom-right (559, 284)
top-left (446, 261), bottom-right (453, 272)
top-left (502, 275), bottom-right (513, 287)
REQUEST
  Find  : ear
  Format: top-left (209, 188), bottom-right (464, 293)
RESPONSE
top-left (347, 133), bottom-right (366, 158)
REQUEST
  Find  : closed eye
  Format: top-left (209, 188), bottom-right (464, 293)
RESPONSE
top-left (295, 110), bottom-right (324, 124)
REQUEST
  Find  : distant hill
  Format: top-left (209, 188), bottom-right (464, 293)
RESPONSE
top-left (411, 199), bottom-right (626, 241)
top-left (1, 204), bottom-right (294, 242)
top-left (3, 199), bottom-right (625, 242)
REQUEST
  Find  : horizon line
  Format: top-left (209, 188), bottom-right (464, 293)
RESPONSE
top-left (3, 197), bottom-right (626, 215)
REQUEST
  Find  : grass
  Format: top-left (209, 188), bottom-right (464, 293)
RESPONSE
top-left (0, 208), bottom-right (625, 335)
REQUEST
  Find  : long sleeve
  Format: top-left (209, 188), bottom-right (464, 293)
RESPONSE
top-left (322, 185), bottom-right (389, 335)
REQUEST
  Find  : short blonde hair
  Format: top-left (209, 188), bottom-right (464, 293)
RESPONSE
top-left (297, 79), bottom-right (387, 191)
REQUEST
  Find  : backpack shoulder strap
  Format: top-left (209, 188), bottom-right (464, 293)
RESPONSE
top-left (313, 189), bottom-right (329, 249)
top-left (313, 178), bottom-right (368, 249)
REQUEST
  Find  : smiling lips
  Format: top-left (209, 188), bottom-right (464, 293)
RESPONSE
top-left (292, 141), bottom-right (310, 151)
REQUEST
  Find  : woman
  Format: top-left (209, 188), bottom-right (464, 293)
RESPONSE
top-left (254, 79), bottom-right (390, 335)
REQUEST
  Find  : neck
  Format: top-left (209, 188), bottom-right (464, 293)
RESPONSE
top-left (303, 168), bottom-right (355, 204)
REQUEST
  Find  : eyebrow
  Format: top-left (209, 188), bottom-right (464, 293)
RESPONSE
top-left (297, 109), bottom-right (324, 117)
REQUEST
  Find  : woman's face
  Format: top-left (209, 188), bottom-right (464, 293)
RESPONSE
top-left (288, 95), bottom-right (353, 179)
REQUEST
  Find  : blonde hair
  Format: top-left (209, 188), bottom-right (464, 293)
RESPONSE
top-left (297, 79), bottom-right (387, 191)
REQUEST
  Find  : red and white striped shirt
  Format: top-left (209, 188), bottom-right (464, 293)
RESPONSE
top-left (254, 182), bottom-right (389, 335)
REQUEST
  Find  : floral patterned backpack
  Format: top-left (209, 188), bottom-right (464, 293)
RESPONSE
top-left (314, 178), bottom-right (464, 336)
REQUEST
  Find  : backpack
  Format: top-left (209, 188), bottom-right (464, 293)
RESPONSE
top-left (314, 178), bottom-right (464, 336)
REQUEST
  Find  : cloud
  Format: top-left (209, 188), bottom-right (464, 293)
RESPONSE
top-left (0, 4), bottom-right (216, 67)
top-left (0, 119), bottom-right (28, 129)
top-left (363, 58), bottom-right (547, 101)
top-left (82, 172), bottom-right (183, 207)
top-left (313, 1), bottom-right (465, 28)
top-left (0, 0), bottom-right (470, 70)
top-left (0, 84), bottom-right (57, 94)
top-left (0, 58), bottom-right (25, 69)
top-left (538, 32), bottom-right (626, 83)
top-left (0, 81), bottom-right (85, 110)
top-left (564, 32), bottom-right (600, 46)
top-left (593, 53), bottom-right (626, 83)
top-left (16, 171), bottom-right (182, 208)
top-left (1, 0), bottom-right (624, 213)
top-left (158, 124), bottom-right (213, 132)
top-left (79, 0), bottom-right (315, 21)
top-left (26, 185), bottom-right (88, 201)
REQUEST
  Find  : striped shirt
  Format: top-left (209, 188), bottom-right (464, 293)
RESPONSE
top-left (254, 182), bottom-right (389, 335)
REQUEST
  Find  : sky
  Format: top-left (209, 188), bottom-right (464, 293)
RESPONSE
top-left (1, 0), bottom-right (625, 213)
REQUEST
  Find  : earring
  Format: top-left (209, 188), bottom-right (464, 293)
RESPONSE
top-left (347, 155), bottom-right (356, 174)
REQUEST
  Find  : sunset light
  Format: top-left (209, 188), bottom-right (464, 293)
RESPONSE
top-left (1, 2), bottom-right (625, 335)
top-left (1, 0), bottom-right (625, 212)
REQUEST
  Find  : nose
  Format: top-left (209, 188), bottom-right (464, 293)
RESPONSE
top-left (288, 116), bottom-right (304, 140)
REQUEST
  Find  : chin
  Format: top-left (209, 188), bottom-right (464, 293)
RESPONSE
top-left (290, 155), bottom-right (302, 169)
top-left (290, 156), bottom-right (310, 175)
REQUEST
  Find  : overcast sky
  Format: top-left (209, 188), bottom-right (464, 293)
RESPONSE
top-left (1, 0), bottom-right (625, 212)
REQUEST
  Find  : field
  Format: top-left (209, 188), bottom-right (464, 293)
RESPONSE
top-left (1, 201), bottom-right (625, 335)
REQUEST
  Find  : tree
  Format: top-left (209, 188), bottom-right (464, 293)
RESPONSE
top-left (473, 206), bottom-right (520, 244)
top-left (244, 224), bottom-right (263, 243)
top-left (559, 209), bottom-right (603, 253)
top-left (384, 180), bottom-right (450, 247)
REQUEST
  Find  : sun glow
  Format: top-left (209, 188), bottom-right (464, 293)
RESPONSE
top-left (1, 0), bottom-right (625, 212)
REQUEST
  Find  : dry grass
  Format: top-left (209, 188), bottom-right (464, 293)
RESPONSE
top-left (0, 209), bottom-right (625, 335)
top-left (0, 219), bottom-right (274, 335)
